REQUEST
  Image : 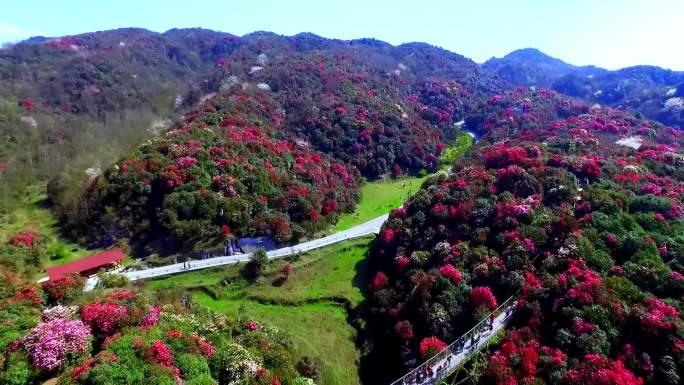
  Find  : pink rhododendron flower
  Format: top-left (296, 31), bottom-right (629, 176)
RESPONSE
top-left (140, 306), bottom-right (160, 329)
top-left (81, 302), bottom-right (128, 335)
top-left (23, 319), bottom-right (91, 370)
top-left (394, 320), bottom-right (414, 340)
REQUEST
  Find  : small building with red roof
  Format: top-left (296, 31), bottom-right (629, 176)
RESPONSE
top-left (46, 248), bottom-right (124, 280)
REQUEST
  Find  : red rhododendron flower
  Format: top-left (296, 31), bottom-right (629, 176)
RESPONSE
top-left (634, 297), bottom-right (680, 332)
top-left (18, 99), bottom-right (33, 111)
top-left (381, 228), bottom-right (395, 243)
top-left (309, 208), bottom-right (320, 222)
top-left (81, 302), bottom-right (128, 335)
top-left (9, 230), bottom-right (39, 248)
top-left (395, 256), bottom-right (410, 272)
top-left (72, 359), bottom-right (95, 379)
top-left (419, 336), bottom-right (447, 359)
top-left (563, 354), bottom-right (643, 385)
top-left (369, 272), bottom-right (388, 292)
top-left (471, 286), bottom-right (498, 311)
top-left (439, 264), bottom-right (463, 284)
top-left (149, 340), bottom-right (175, 368)
top-left (394, 320), bottom-right (414, 340)
top-left (282, 263), bottom-right (293, 277)
top-left (199, 338), bottom-right (216, 358)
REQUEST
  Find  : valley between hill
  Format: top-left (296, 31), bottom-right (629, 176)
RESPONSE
top-left (1, 28), bottom-right (683, 385)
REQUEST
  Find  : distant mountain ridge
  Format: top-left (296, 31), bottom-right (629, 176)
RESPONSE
top-left (483, 48), bottom-right (606, 87)
top-left (3, 29), bottom-right (682, 127)
top-left (484, 48), bottom-right (684, 127)
top-left (0, 27), bottom-right (490, 118)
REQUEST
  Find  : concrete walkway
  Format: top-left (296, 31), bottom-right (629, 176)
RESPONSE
top-left (84, 213), bottom-right (388, 290)
top-left (391, 298), bottom-right (516, 385)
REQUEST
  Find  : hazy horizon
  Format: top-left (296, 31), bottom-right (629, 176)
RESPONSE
top-left (2, 0), bottom-right (683, 71)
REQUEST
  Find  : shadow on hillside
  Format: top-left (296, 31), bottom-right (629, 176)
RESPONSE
top-left (351, 237), bottom-right (406, 385)
top-left (34, 197), bottom-right (51, 210)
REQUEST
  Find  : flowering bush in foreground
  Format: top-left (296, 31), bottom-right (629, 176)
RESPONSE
top-left (8, 230), bottom-right (40, 248)
top-left (419, 336), bottom-right (448, 359)
top-left (0, 268), bottom-right (318, 385)
top-left (42, 305), bottom-right (79, 321)
top-left (41, 273), bottom-right (84, 304)
top-left (80, 301), bottom-right (128, 336)
top-left (485, 328), bottom-right (558, 385)
top-left (23, 318), bottom-right (91, 370)
top-left (563, 354), bottom-right (644, 385)
top-left (140, 306), bottom-right (161, 329)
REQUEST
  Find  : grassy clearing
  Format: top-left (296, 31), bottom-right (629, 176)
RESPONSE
top-left (333, 175), bottom-right (428, 231)
top-left (441, 131), bottom-right (474, 167)
top-left (146, 237), bottom-right (374, 385)
top-left (0, 182), bottom-right (101, 268)
top-left (196, 295), bottom-right (360, 385)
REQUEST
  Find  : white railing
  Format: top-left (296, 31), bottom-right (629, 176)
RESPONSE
top-left (390, 295), bottom-right (518, 385)
top-left (83, 213), bottom-right (388, 290)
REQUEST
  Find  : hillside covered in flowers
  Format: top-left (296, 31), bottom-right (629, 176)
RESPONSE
top-left (68, 90), bottom-right (360, 249)
top-left (2, 27), bottom-right (684, 385)
top-left (367, 88), bottom-right (684, 384)
top-left (47, 32), bottom-right (502, 250)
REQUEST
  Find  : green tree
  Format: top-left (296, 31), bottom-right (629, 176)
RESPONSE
top-left (245, 249), bottom-right (269, 280)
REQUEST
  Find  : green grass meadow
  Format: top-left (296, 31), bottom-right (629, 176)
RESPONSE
top-left (146, 236), bottom-right (374, 385)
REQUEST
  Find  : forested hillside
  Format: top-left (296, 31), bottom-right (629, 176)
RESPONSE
top-left (366, 87), bottom-right (684, 384)
top-left (0, 27), bottom-right (683, 385)
top-left (0, 29), bottom-right (501, 250)
top-left (484, 49), bottom-right (684, 128)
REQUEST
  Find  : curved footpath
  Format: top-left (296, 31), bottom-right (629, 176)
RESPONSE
top-left (84, 213), bottom-right (388, 290)
top-left (84, 130), bottom-right (479, 291)
top-left (84, 131), bottom-right (493, 384)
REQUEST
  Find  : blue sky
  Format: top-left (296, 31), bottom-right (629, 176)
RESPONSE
top-left (1, 0), bottom-right (683, 70)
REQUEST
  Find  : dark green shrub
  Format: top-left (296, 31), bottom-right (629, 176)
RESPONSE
top-left (296, 356), bottom-right (321, 380)
top-left (629, 195), bottom-right (672, 214)
top-left (603, 277), bottom-right (646, 304)
top-left (176, 353), bottom-right (212, 380)
top-left (585, 250), bottom-right (614, 273)
top-left (244, 249), bottom-right (269, 280)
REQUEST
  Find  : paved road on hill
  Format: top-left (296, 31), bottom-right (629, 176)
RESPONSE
top-left (84, 213), bottom-right (388, 290)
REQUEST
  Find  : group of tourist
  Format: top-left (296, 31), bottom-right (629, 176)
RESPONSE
top-left (399, 305), bottom-right (515, 385)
